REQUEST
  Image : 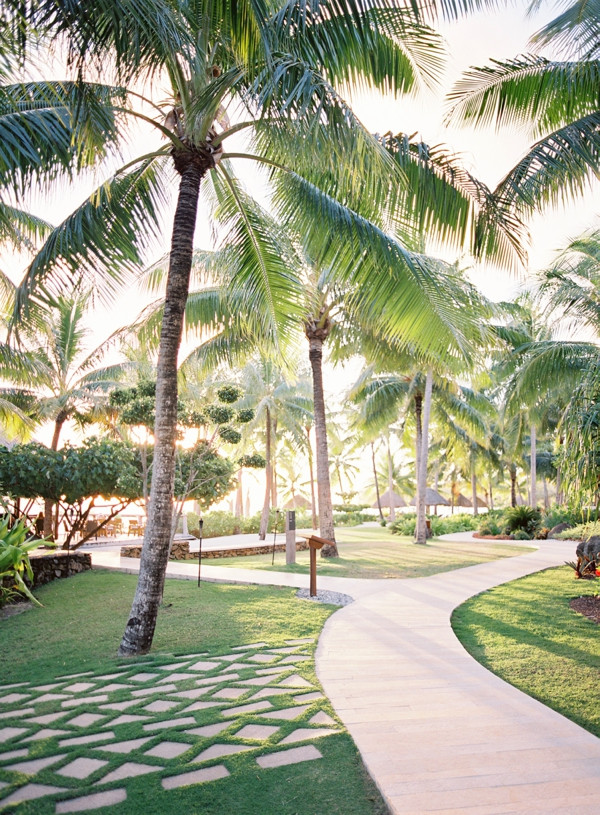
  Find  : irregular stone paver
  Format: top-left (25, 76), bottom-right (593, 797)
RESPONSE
top-left (193, 743), bottom-right (253, 762)
top-left (96, 761), bottom-right (162, 785)
top-left (286, 638), bottom-right (313, 645)
top-left (25, 712), bottom-right (66, 725)
top-left (257, 745), bottom-right (322, 768)
top-left (0, 782), bottom-right (68, 805)
top-left (219, 653), bottom-right (245, 662)
top-left (161, 764), bottom-right (229, 790)
top-left (270, 647), bottom-right (300, 654)
top-left (94, 673), bottom-right (128, 681)
top-left (211, 687), bottom-right (248, 700)
top-left (222, 700), bottom-right (272, 717)
top-left (2, 693), bottom-right (30, 704)
top-left (233, 642), bottom-right (266, 650)
top-left (102, 714), bottom-right (149, 727)
top-left (57, 757), bottom-right (108, 779)
top-left (223, 662), bottom-right (251, 671)
top-left (59, 733), bottom-right (115, 747)
top-left (62, 683), bottom-right (95, 694)
top-left (188, 661), bottom-right (220, 671)
top-left (0, 682), bottom-right (28, 690)
top-left (128, 673), bottom-right (160, 683)
top-left (281, 655), bottom-right (310, 662)
top-left (256, 666), bottom-right (287, 675)
top-left (185, 723), bottom-right (230, 738)
top-left (6, 754), bottom-right (66, 774)
top-left (157, 662), bottom-right (189, 671)
top-left (99, 700), bottom-right (139, 711)
top-left (157, 673), bottom-right (197, 684)
top-left (0, 748), bottom-right (28, 761)
top-left (131, 684), bottom-right (176, 697)
top-left (67, 714), bottom-right (105, 728)
top-left (197, 673), bottom-right (238, 685)
top-left (95, 737), bottom-right (152, 754)
top-left (101, 683), bottom-right (130, 693)
top-left (145, 741), bottom-right (190, 759)
top-left (61, 696), bottom-right (108, 709)
top-left (36, 683), bottom-right (64, 692)
top-left (0, 708), bottom-right (34, 720)
top-left (238, 675), bottom-right (280, 687)
top-left (180, 701), bottom-right (222, 713)
top-left (249, 688), bottom-right (291, 700)
top-left (293, 692), bottom-right (322, 703)
top-left (235, 724), bottom-right (279, 740)
top-left (309, 712), bottom-right (336, 726)
top-left (57, 673), bottom-right (93, 680)
top-left (143, 717), bottom-right (196, 732)
top-left (247, 654), bottom-right (276, 664)
top-left (143, 700), bottom-right (180, 713)
top-left (281, 727), bottom-right (338, 744)
top-left (55, 788), bottom-right (127, 813)
top-left (278, 674), bottom-right (312, 688)
top-left (258, 705), bottom-right (310, 721)
top-left (24, 728), bottom-right (67, 741)
top-left (35, 694), bottom-right (69, 704)
top-left (169, 688), bottom-right (213, 700)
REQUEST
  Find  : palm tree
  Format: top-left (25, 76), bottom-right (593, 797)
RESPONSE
top-left (447, 1), bottom-right (600, 221)
top-left (6, 2), bottom-right (528, 654)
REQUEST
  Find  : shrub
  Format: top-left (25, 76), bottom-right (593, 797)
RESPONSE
top-left (0, 519), bottom-right (44, 607)
top-left (503, 506), bottom-right (541, 536)
top-left (390, 513), bottom-right (479, 537)
top-left (478, 519), bottom-right (501, 536)
top-left (557, 520), bottom-right (600, 541)
top-left (513, 529), bottom-right (532, 540)
top-left (333, 511), bottom-right (370, 526)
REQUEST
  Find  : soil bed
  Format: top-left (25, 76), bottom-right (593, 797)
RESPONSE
top-left (570, 594), bottom-right (600, 624)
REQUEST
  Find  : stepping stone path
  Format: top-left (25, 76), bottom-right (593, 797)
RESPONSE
top-left (0, 639), bottom-right (341, 812)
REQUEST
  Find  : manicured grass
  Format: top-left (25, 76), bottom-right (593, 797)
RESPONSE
top-left (452, 566), bottom-right (600, 737)
top-left (0, 570), bottom-right (390, 815)
top-left (195, 527), bottom-right (531, 579)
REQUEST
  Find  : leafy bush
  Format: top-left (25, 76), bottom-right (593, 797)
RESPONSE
top-left (0, 519), bottom-right (44, 607)
top-left (332, 511), bottom-right (370, 526)
top-left (478, 519), bottom-right (501, 536)
top-left (512, 529), bottom-right (532, 540)
top-left (503, 506), bottom-right (541, 536)
top-left (186, 508), bottom-right (313, 538)
top-left (389, 513), bottom-right (479, 537)
top-left (557, 520), bottom-right (600, 541)
top-left (332, 504), bottom-right (369, 512)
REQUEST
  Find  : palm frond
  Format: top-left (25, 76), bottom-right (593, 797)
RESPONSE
top-left (13, 155), bottom-right (169, 323)
top-left (529, 0), bottom-right (600, 60)
top-left (0, 81), bottom-right (127, 193)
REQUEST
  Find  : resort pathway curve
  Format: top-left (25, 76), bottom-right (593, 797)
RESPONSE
top-left (90, 538), bottom-right (600, 814)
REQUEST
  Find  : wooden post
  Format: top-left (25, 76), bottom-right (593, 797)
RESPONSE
top-left (285, 510), bottom-right (296, 565)
top-left (303, 534), bottom-right (332, 598)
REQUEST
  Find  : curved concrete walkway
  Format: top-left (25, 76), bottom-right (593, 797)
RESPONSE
top-left (90, 536), bottom-right (600, 814)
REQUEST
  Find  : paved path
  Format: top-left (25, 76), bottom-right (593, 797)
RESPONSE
top-left (90, 537), bottom-right (600, 814)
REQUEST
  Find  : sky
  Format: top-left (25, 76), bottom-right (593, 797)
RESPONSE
top-left (5, 1), bottom-right (600, 497)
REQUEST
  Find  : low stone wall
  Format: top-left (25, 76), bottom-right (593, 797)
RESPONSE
top-left (120, 538), bottom-right (310, 560)
top-left (28, 551), bottom-right (92, 586)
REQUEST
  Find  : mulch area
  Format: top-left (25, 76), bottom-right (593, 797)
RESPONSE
top-left (570, 594), bottom-right (600, 624)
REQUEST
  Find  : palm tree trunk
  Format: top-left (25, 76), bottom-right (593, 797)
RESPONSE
top-left (44, 412), bottom-right (68, 539)
top-left (543, 475), bottom-right (549, 510)
top-left (510, 463), bottom-right (517, 507)
top-left (306, 426), bottom-right (318, 530)
top-left (234, 467), bottom-right (243, 534)
top-left (119, 157), bottom-right (203, 657)
top-left (488, 477), bottom-right (494, 511)
top-left (308, 334), bottom-right (337, 557)
top-left (259, 408), bottom-right (272, 540)
top-left (415, 371), bottom-right (432, 544)
top-left (471, 466), bottom-right (478, 516)
top-left (371, 441), bottom-right (384, 522)
top-left (530, 423), bottom-right (537, 507)
top-left (271, 418), bottom-right (278, 508)
top-left (387, 429), bottom-right (396, 523)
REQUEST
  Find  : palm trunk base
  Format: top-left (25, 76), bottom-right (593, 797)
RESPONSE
top-left (320, 542), bottom-right (338, 558)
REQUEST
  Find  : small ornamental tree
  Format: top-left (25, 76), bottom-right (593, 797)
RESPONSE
top-left (108, 381), bottom-right (256, 536)
top-left (0, 437), bottom-right (142, 548)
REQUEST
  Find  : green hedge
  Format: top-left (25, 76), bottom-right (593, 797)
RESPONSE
top-left (389, 512), bottom-right (479, 537)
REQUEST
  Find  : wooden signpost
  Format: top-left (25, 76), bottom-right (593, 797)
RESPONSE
top-left (302, 534), bottom-right (333, 597)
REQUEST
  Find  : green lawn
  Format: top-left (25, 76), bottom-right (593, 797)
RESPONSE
top-left (0, 571), bottom-right (390, 815)
top-left (452, 567), bottom-right (600, 738)
top-left (196, 527), bottom-right (531, 579)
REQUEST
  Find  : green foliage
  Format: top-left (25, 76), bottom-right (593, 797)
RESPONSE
top-left (503, 505), bottom-right (541, 536)
top-left (333, 504), bottom-right (369, 512)
top-left (186, 508), bottom-right (314, 539)
top-left (389, 513), bottom-right (479, 537)
top-left (172, 441), bottom-right (235, 509)
top-left (0, 518), bottom-right (43, 607)
top-left (217, 385), bottom-right (241, 404)
top-left (218, 425), bottom-right (242, 444)
top-left (332, 511), bottom-right (371, 526)
top-left (558, 520), bottom-right (600, 541)
top-left (477, 518), bottom-right (501, 536)
top-left (236, 408), bottom-right (254, 423)
top-left (206, 404), bottom-right (234, 425)
top-left (512, 529), bottom-right (532, 540)
top-left (541, 506), bottom-right (592, 529)
top-left (238, 453), bottom-right (266, 468)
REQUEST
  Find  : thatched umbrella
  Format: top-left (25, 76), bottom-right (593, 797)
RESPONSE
top-left (283, 495), bottom-right (311, 510)
top-left (454, 493), bottom-right (472, 508)
top-left (410, 488), bottom-right (450, 515)
top-left (372, 489), bottom-right (407, 509)
top-left (474, 495), bottom-right (488, 508)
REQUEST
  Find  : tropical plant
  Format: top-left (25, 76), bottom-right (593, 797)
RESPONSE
top-left (0, 517), bottom-right (44, 607)
top-left (503, 505), bottom-right (542, 537)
